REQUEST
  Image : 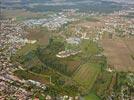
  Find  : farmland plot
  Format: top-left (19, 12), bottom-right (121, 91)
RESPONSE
top-left (73, 63), bottom-right (101, 90)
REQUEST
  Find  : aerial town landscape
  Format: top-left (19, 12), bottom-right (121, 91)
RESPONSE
top-left (0, 0), bottom-right (134, 100)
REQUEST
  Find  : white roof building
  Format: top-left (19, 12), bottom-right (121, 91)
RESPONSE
top-left (66, 37), bottom-right (81, 45)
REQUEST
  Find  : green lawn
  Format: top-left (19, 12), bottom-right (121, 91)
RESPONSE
top-left (84, 93), bottom-right (100, 100)
top-left (73, 63), bottom-right (101, 91)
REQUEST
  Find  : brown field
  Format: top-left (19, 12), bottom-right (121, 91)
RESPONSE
top-left (62, 60), bottom-right (81, 73)
top-left (101, 37), bottom-right (134, 72)
top-left (26, 28), bottom-right (49, 45)
top-left (60, 55), bottom-right (81, 73)
top-left (124, 37), bottom-right (134, 54)
top-left (1, 9), bottom-right (46, 21)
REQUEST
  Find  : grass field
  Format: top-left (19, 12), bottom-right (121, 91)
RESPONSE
top-left (11, 43), bottom-right (39, 63)
top-left (84, 93), bottom-right (100, 100)
top-left (73, 63), bottom-right (101, 91)
top-left (93, 71), bottom-right (113, 97)
top-left (16, 43), bottom-right (38, 56)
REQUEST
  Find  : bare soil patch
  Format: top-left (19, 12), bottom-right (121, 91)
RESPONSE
top-left (26, 28), bottom-right (49, 45)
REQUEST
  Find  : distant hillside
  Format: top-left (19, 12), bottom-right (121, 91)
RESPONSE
top-left (27, 0), bottom-right (123, 13)
top-left (1, 0), bottom-right (21, 3)
top-left (102, 0), bottom-right (134, 4)
top-left (1, 0), bottom-right (27, 4)
top-left (1, 0), bottom-right (129, 13)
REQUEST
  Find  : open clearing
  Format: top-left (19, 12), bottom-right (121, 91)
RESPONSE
top-left (26, 28), bottom-right (49, 46)
top-left (14, 70), bottom-right (50, 84)
top-left (73, 63), bottom-right (101, 90)
top-left (101, 37), bottom-right (134, 72)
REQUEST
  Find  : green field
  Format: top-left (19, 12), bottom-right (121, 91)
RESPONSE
top-left (92, 71), bottom-right (113, 97)
top-left (84, 93), bottom-right (100, 100)
top-left (14, 70), bottom-right (50, 84)
top-left (73, 63), bottom-right (101, 91)
top-left (16, 43), bottom-right (38, 56)
top-left (11, 43), bottom-right (39, 64)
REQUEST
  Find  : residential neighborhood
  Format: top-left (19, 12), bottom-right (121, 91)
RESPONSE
top-left (23, 13), bottom-right (78, 30)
